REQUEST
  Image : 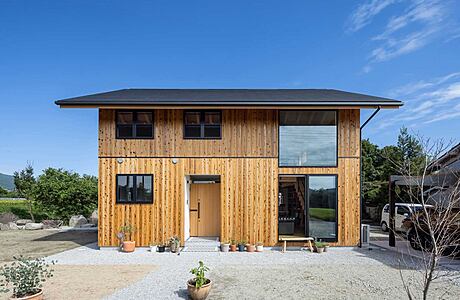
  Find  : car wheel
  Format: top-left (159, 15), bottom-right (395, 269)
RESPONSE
top-left (408, 229), bottom-right (421, 250)
top-left (381, 221), bottom-right (388, 232)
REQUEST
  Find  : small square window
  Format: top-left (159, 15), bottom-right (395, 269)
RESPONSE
top-left (116, 111), bottom-right (154, 139)
top-left (117, 175), bottom-right (153, 204)
top-left (184, 111), bottom-right (221, 139)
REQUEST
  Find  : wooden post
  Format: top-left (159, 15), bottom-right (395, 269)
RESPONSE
top-left (388, 177), bottom-right (396, 247)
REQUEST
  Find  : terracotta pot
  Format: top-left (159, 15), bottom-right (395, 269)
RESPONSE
top-left (230, 244), bottom-right (237, 252)
top-left (316, 247), bottom-right (324, 254)
top-left (122, 241), bottom-right (136, 252)
top-left (10, 289), bottom-right (43, 300)
top-left (246, 245), bottom-right (255, 252)
top-left (256, 245), bottom-right (264, 252)
top-left (187, 279), bottom-right (212, 300)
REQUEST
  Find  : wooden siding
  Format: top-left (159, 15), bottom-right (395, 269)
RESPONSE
top-left (99, 109), bottom-right (278, 158)
top-left (98, 158), bottom-right (279, 247)
top-left (98, 109), bottom-right (361, 247)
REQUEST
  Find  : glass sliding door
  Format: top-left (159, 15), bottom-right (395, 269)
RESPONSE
top-left (278, 175), bottom-right (338, 241)
top-left (307, 175), bottom-right (337, 241)
top-left (278, 176), bottom-right (307, 237)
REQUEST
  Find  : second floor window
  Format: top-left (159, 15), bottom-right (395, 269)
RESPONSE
top-left (116, 111), bottom-right (154, 139)
top-left (184, 111), bottom-right (221, 139)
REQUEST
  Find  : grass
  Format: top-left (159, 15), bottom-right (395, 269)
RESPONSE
top-left (309, 208), bottom-right (335, 221)
top-left (0, 199), bottom-right (48, 221)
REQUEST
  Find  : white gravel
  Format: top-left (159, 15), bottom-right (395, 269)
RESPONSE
top-left (46, 244), bottom-right (460, 299)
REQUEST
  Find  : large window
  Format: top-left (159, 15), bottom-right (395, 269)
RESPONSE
top-left (116, 111), bottom-right (154, 139)
top-left (278, 175), bottom-right (337, 242)
top-left (279, 111), bottom-right (337, 167)
top-left (116, 175), bottom-right (153, 204)
top-left (308, 175), bottom-right (337, 241)
top-left (184, 111), bottom-right (221, 139)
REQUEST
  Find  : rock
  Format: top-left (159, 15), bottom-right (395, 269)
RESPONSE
top-left (16, 219), bottom-right (33, 226)
top-left (0, 223), bottom-right (10, 230)
top-left (89, 210), bottom-right (98, 225)
top-left (8, 222), bottom-right (18, 230)
top-left (0, 212), bottom-right (19, 224)
top-left (69, 215), bottom-right (87, 228)
top-left (42, 220), bottom-right (62, 229)
top-left (25, 223), bottom-right (44, 230)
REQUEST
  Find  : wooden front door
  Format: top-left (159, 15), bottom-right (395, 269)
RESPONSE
top-left (190, 183), bottom-right (220, 237)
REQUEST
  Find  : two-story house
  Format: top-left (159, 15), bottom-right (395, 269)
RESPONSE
top-left (56, 89), bottom-right (402, 247)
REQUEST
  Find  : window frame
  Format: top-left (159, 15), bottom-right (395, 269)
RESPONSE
top-left (278, 174), bottom-right (338, 243)
top-left (115, 110), bottom-right (154, 139)
top-left (116, 174), bottom-right (154, 204)
top-left (278, 110), bottom-right (338, 168)
top-left (183, 110), bottom-right (222, 140)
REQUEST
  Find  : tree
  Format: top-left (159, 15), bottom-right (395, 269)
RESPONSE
top-left (397, 126), bottom-right (424, 174)
top-left (0, 186), bottom-right (8, 197)
top-left (33, 168), bottom-right (97, 222)
top-left (13, 164), bottom-right (36, 221)
top-left (396, 138), bottom-right (460, 300)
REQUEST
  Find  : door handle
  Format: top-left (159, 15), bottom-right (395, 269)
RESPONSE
top-left (198, 202), bottom-right (201, 219)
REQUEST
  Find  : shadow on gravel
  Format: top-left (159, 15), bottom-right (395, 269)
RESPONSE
top-left (174, 288), bottom-right (189, 299)
top-left (351, 246), bottom-right (419, 270)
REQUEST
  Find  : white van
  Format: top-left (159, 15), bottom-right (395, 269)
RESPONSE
top-left (380, 203), bottom-right (433, 232)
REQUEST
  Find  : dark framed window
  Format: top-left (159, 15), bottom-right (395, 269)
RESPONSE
top-left (279, 110), bottom-right (337, 167)
top-left (116, 174), bottom-right (153, 204)
top-left (278, 174), bottom-right (338, 242)
top-left (116, 111), bottom-right (154, 139)
top-left (184, 111), bottom-right (221, 139)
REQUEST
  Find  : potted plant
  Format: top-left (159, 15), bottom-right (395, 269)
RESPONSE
top-left (0, 256), bottom-right (55, 300)
top-left (187, 261), bottom-right (211, 300)
top-left (246, 243), bottom-right (255, 252)
top-left (230, 240), bottom-right (237, 252)
top-left (119, 224), bottom-right (136, 252)
top-left (220, 241), bottom-right (230, 252)
top-left (149, 243), bottom-right (157, 252)
top-left (314, 241), bottom-right (326, 254)
top-left (256, 242), bottom-right (264, 252)
top-left (237, 240), bottom-right (246, 252)
top-left (323, 242), bottom-right (330, 252)
top-left (158, 243), bottom-right (166, 253)
top-left (169, 236), bottom-right (180, 253)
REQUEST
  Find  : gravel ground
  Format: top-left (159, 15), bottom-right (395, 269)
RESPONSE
top-left (45, 244), bottom-right (460, 299)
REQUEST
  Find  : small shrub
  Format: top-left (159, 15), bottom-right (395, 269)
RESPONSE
top-left (190, 261), bottom-right (209, 288)
top-left (120, 224), bottom-right (136, 241)
top-left (0, 256), bottom-right (55, 298)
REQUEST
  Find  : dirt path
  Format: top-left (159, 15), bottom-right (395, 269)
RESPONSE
top-left (0, 229), bottom-right (97, 261)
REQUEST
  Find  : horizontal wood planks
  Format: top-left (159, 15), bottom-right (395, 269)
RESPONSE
top-left (98, 158), bottom-right (278, 247)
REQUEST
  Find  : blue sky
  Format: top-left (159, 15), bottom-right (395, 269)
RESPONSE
top-left (1, 0), bottom-right (459, 176)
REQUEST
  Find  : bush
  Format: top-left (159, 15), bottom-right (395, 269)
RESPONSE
top-left (0, 256), bottom-right (55, 298)
top-left (33, 168), bottom-right (97, 222)
top-left (0, 200), bottom-right (48, 221)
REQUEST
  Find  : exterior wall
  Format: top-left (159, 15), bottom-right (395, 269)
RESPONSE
top-left (98, 109), bottom-right (361, 247)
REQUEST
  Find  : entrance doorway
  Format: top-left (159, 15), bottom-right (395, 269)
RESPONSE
top-left (188, 176), bottom-right (221, 237)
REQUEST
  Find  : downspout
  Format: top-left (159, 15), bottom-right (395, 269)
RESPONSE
top-left (359, 106), bottom-right (381, 247)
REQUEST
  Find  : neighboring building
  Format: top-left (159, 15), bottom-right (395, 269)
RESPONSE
top-left (56, 89), bottom-right (402, 247)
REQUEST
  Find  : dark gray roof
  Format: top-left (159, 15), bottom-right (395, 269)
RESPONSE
top-left (55, 88), bottom-right (402, 107)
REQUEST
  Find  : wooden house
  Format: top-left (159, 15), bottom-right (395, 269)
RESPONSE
top-left (56, 89), bottom-right (402, 247)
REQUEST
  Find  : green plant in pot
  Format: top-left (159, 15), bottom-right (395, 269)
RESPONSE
top-left (0, 256), bottom-right (55, 300)
top-left (119, 224), bottom-right (136, 252)
top-left (238, 240), bottom-right (246, 252)
top-left (230, 239), bottom-right (237, 252)
top-left (314, 241), bottom-right (326, 254)
top-left (169, 236), bottom-right (180, 253)
top-left (187, 261), bottom-right (211, 300)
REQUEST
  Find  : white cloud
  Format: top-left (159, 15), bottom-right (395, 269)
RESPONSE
top-left (377, 72), bottom-right (460, 129)
top-left (347, 0), bottom-right (399, 32)
top-left (348, 0), bottom-right (458, 69)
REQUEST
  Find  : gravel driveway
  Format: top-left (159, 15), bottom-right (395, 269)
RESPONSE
top-left (45, 245), bottom-right (460, 299)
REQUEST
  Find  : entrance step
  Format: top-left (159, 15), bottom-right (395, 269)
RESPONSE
top-left (182, 237), bottom-right (220, 252)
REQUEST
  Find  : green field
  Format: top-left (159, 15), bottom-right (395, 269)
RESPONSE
top-left (0, 200), bottom-right (48, 221)
top-left (309, 208), bottom-right (335, 221)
